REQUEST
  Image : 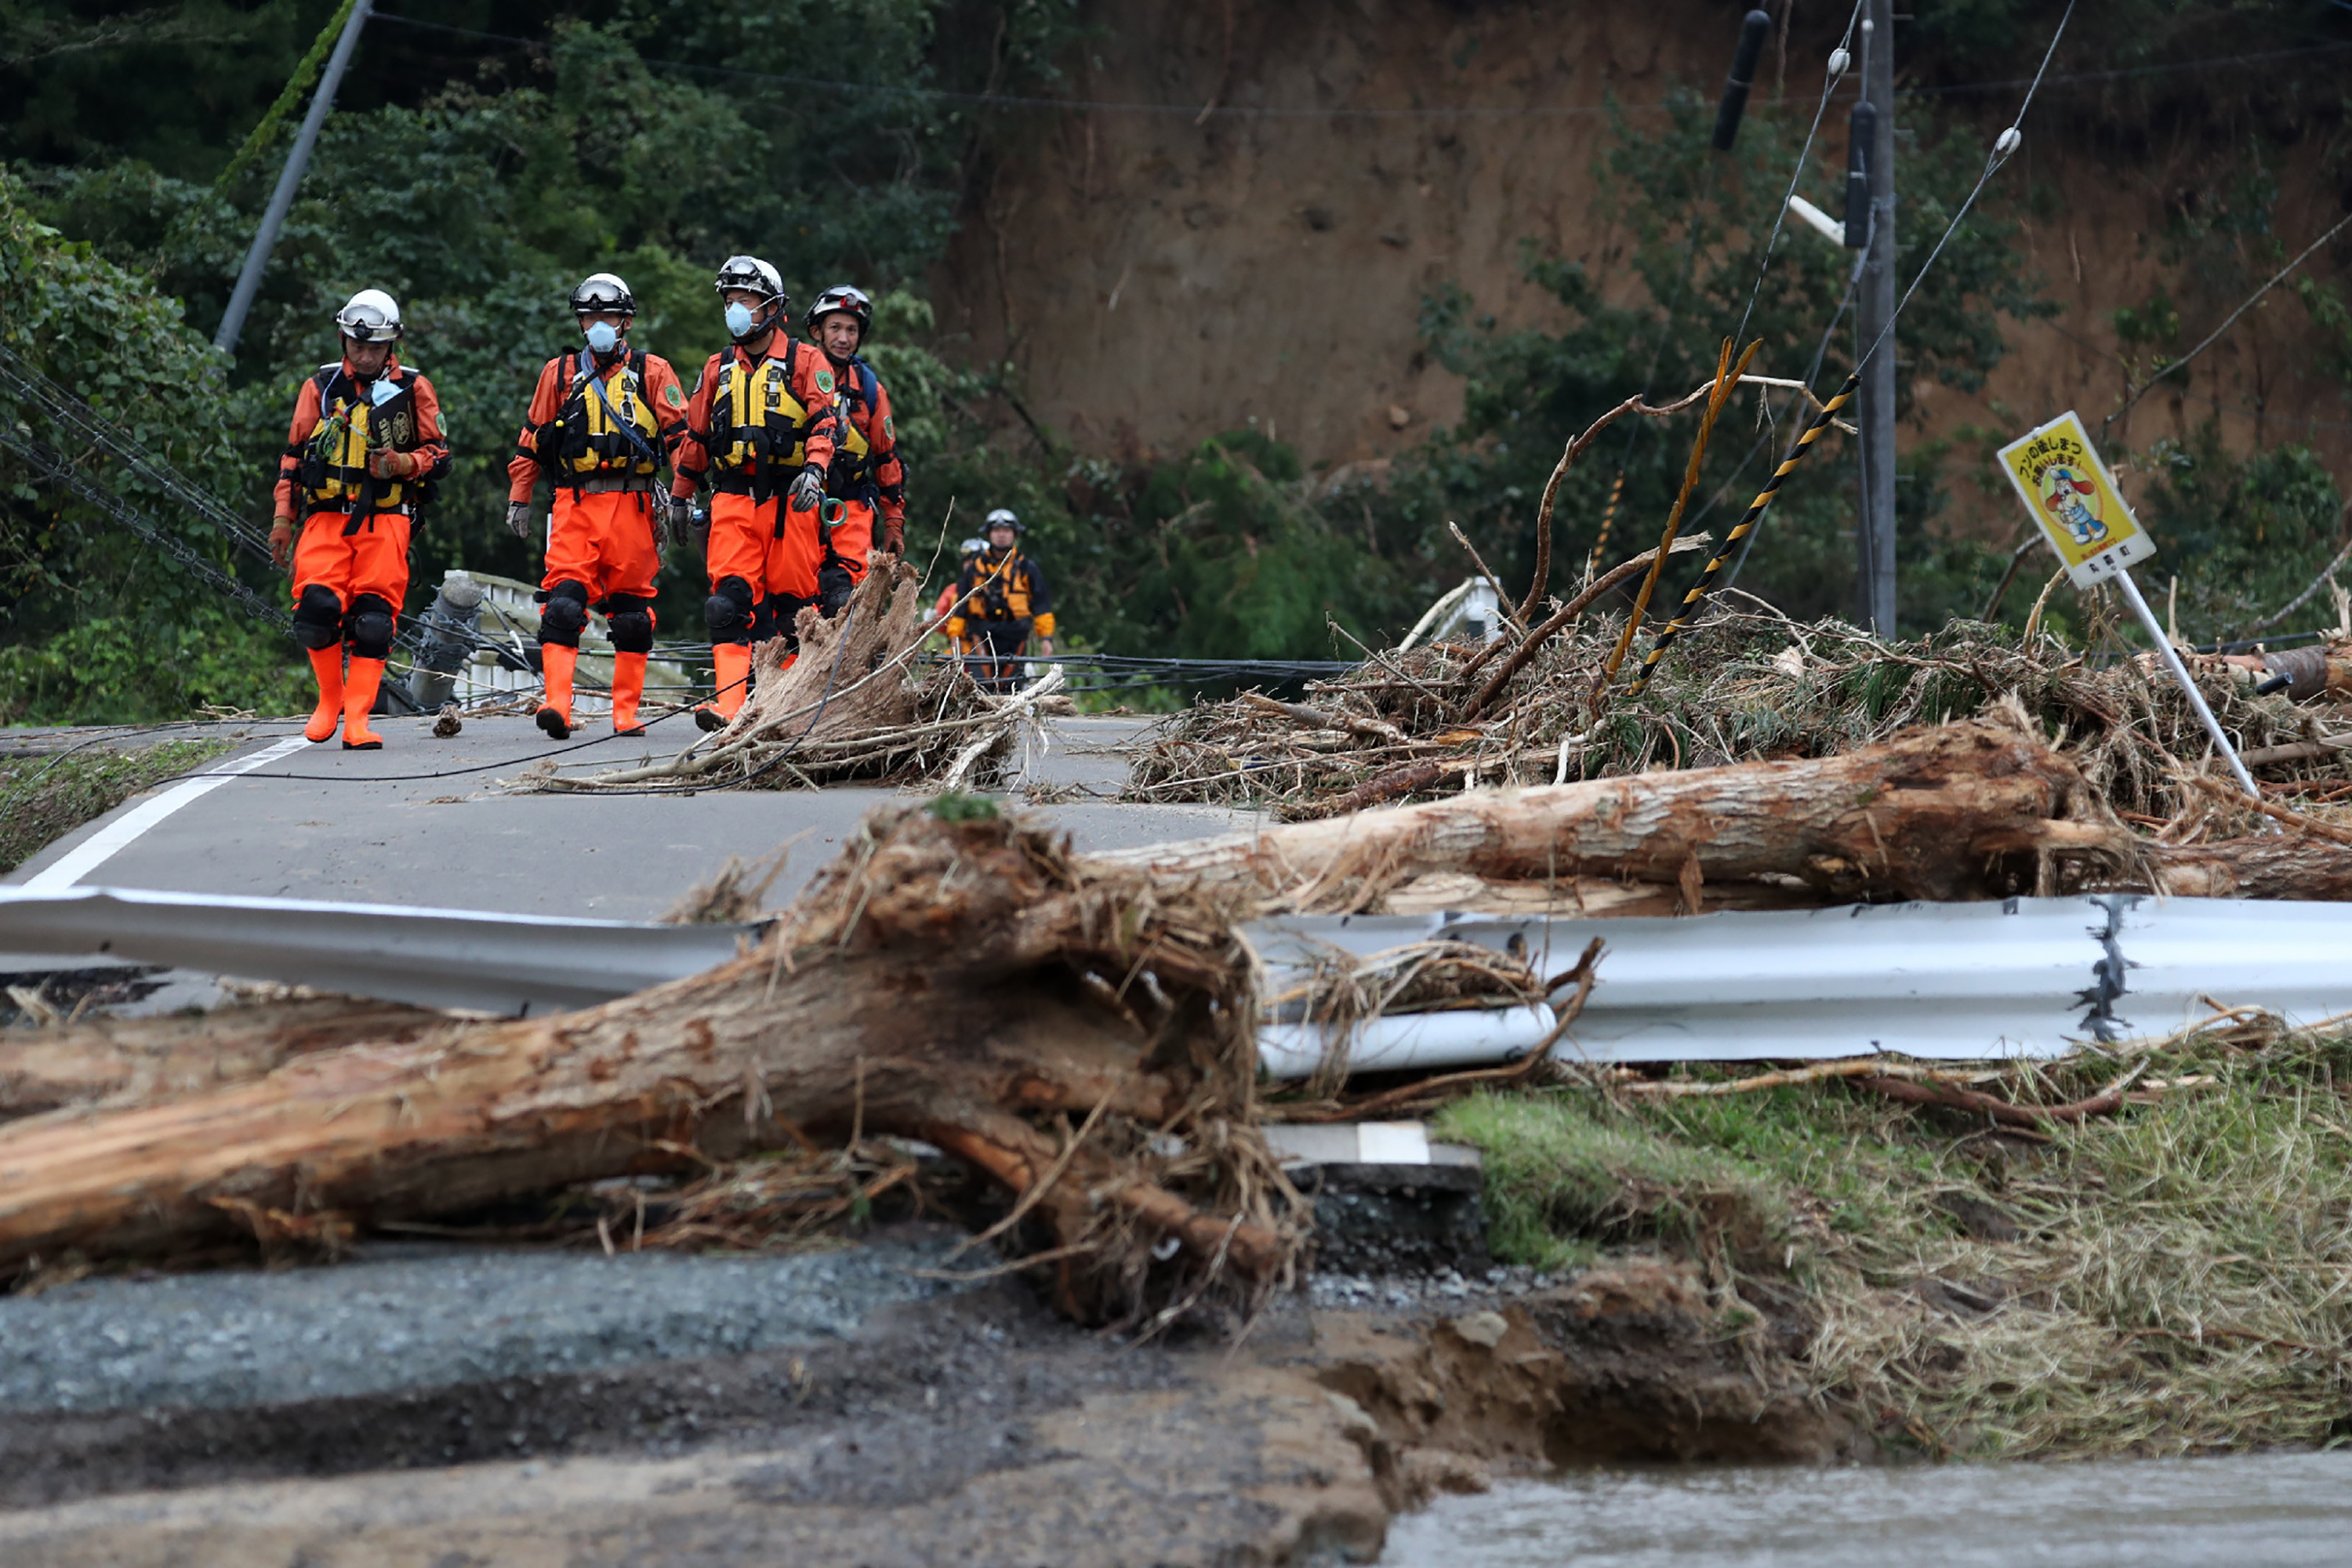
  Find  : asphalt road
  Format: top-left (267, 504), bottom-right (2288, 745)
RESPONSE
top-left (3, 712), bottom-right (1256, 921)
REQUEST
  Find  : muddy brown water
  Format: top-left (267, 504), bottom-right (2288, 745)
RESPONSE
top-left (1381, 1452), bottom-right (2352, 1566)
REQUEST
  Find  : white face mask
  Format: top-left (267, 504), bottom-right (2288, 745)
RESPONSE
top-left (584, 320), bottom-right (620, 355)
top-left (724, 302), bottom-right (757, 339)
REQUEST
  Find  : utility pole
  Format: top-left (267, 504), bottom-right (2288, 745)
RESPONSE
top-left (1853, 0), bottom-right (1897, 635)
top-left (213, 0), bottom-right (374, 357)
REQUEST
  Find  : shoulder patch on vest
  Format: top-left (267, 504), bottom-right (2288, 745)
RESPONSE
top-left (815, 370), bottom-right (835, 394)
top-left (664, 383), bottom-right (685, 408)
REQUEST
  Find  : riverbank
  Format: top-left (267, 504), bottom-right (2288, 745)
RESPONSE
top-left (0, 1235), bottom-right (1844, 1565)
top-left (1433, 1011), bottom-right (2352, 1460)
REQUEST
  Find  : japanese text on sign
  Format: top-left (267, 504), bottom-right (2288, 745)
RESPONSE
top-left (1994, 412), bottom-right (2156, 590)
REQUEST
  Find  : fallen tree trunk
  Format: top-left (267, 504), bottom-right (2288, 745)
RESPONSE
top-left (0, 805), bottom-right (1298, 1323)
top-left (2142, 837), bottom-right (2352, 901)
top-left (9, 720), bottom-right (2347, 1313)
top-left (0, 996), bottom-right (446, 1120)
top-left (1089, 721), bottom-right (2120, 911)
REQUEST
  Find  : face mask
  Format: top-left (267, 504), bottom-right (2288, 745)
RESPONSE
top-left (584, 320), bottom-right (619, 355)
top-left (724, 302), bottom-right (756, 339)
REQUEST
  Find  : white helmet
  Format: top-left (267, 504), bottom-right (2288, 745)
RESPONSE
top-left (984, 508), bottom-right (1021, 533)
top-left (333, 289), bottom-right (403, 343)
top-left (568, 273), bottom-right (637, 318)
top-left (713, 256), bottom-right (788, 344)
top-left (713, 255), bottom-right (786, 306)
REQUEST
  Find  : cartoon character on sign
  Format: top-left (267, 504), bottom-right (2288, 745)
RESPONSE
top-left (2039, 463), bottom-right (2107, 548)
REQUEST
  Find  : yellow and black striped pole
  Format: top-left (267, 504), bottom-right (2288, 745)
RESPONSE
top-left (1627, 369), bottom-right (1859, 696)
top-left (1586, 469), bottom-right (1626, 579)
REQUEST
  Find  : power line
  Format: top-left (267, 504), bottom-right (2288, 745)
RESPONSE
top-left (0, 352), bottom-right (278, 564)
top-left (2, 433), bottom-right (293, 635)
top-left (368, 11), bottom-right (2352, 123)
top-left (2103, 209), bottom-right (2352, 437)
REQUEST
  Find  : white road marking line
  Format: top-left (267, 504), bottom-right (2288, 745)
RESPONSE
top-left (19, 735), bottom-right (312, 893)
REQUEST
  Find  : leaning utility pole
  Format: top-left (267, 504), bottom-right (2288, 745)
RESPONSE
top-left (213, 0), bottom-right (374, 357)
top-left (1853, 0), bottom-right (1897, 635)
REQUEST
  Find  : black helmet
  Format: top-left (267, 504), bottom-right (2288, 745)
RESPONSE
top-left (569, 272), bottom-right (636, 318)
top-left (804, 284), bottom-right (874, 343)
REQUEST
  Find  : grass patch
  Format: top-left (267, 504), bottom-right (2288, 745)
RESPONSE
top-left (1434, 1026), bottom-right (2352, 1460)
top-left (0, 739), bottom-right (230, 873)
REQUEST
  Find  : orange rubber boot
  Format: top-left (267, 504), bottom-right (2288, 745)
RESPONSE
top-left (696, 644), bottom-right (751, 733)
top-left (538, 644), bottom-right (576, 739)
top-left (341, 658), bottom-right (387, 750)
top-left (612, 650), bottom-right (648, 735)
top-left (303, 646), bottom-right (344, 743)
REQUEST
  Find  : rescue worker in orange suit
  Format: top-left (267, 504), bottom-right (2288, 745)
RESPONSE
top-left (669, 256), bottom-right (840, 732)
top-left (506, 272), bottom-right (691, 739)
top-left (270, 289), bottom-right (450, 750)
top-left (942, 509), bottom-right (1055, 693)
top-left (804, 285), bottom-right (907, 608)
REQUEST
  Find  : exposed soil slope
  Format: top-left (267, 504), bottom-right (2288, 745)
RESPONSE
top-left (937, 0), bottom-right (2352, 499)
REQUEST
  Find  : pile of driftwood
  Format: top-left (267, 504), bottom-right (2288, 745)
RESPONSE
top-left (532, 557), bottom-right (1054, 795)
top-left (6, 713), bottom-right (2350, 1322)
top-left (1127, 602), bottom-right (2352, 833)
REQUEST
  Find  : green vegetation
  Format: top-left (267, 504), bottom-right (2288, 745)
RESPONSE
top-left (3, 2), bottom-right (2349, 722)
top-left (1437, 1020), bottom-right (2352, 1458)
top-left (0, 737), bottom-right (229, 871)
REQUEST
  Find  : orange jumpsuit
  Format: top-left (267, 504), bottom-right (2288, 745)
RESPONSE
top-left (816, 352), bottom-right (908, 601)
top-left (275, 354), bottom-right (449, 746)
top-left (509, 345), bottom-right (688, 735)
top-left (671, 336), bottom-right (838, 664)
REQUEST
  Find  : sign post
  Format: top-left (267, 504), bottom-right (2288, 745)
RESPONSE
top-left (1995, 411), bottom-right (2260, 801)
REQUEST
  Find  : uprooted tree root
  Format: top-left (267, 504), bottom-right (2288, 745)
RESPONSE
top-left (9, 711), bottom-right (2350, 1333)
top-left (0, 800), bottom-right (1305, 1329)
top-left (533, 556), bottom-right (1045, 795)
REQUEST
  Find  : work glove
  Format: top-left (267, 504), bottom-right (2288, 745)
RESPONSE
top-left (880, 515), bottom-right (905, 556)
top-left (269, 518), bottom-right (294, 570)
top-left (506, 501), bottom-right (535, 541)
top-left (663, 494), bottom-right (697, 550)
top-left (788, 463), bottom-right (826, 514)
top-left (366, 446), bottom-right (421, 479)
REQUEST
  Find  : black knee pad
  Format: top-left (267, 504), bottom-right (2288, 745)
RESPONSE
top-left (604, 593), bottom-right (654, 655)
top-left (538, 581), bottom-right (590, 648)
top-left (343, 593), bottom-right (396, 659)
top-left (815, 561), bottom-right (855, 616)
top-left (292, 585), bottom-right (343, 652)
top-left (760, 593), bottom-right (811, 651)
top-left (704, 576), bottom-right (754, 644)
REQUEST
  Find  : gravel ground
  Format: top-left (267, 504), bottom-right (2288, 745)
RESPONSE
top-left (0, 1238), bottom-right (963, 1416)
top-left (1303, 1261), bottom-right (1564, 1313)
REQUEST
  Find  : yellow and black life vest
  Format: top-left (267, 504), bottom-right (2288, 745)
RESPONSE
top-left (297, 364), bottom-right (425, 515)
top-left (706, 341), bottom-right (827, 495)
top-left (962, 549), bottom-right (1036, 622)
top-left (544, 350), bottom-right (662, 482)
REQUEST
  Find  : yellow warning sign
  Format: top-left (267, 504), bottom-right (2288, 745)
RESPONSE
top-left (1994, 411), bottom-right (2156, 589)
